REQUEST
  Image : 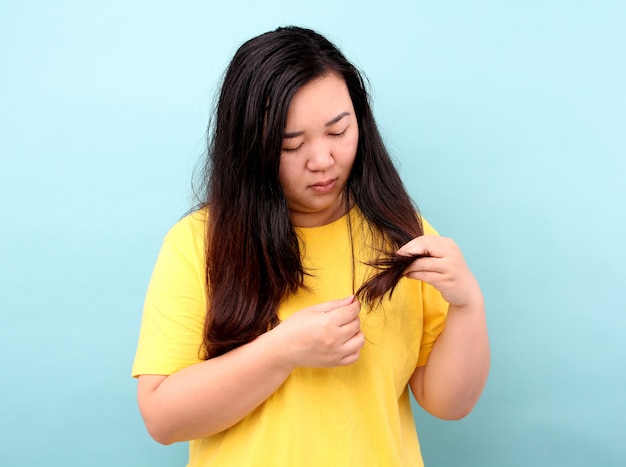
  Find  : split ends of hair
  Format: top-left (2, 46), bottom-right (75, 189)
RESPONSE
top-left (356, 253), bottom-right (427, 305)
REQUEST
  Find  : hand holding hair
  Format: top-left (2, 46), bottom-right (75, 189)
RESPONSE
top-left (398, 235), bottom-right (483, 309)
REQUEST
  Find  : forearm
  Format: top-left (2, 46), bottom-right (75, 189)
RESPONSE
top-left (138, 327), bottom-right (292, 444)
top-left (411, 298), bottom-right (490, 419)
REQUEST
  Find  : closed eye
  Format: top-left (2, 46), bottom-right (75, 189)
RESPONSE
top-left (282, 143), bottom-right (303, 153)
top-left (329, 128), bottom-right (347, 137)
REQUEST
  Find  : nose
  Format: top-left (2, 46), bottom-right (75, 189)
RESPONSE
top-left (305, 141), bottom-right (334, 172)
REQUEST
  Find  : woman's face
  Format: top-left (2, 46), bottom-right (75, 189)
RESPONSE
top-left (279, 72), bottom-right (359, 228)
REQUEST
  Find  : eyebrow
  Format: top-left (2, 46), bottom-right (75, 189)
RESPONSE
top-left (283, 111), bottom-right (350, 139)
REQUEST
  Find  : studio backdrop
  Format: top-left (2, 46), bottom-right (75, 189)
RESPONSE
top-left (1, 1), bottom-right (624, 466)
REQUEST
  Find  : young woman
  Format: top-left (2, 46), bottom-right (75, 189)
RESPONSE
top-left (132, 26), bottom-right (489, 467)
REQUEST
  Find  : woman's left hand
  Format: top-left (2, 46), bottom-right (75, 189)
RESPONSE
top-left (398, 235), bottom-right (482, 310)
top-left (402, 235), bottom-right (490, 420)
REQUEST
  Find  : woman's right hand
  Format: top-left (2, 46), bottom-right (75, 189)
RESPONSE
top-left (137, 296), bottom-right (363, 444)
top-left (273, 296), bottom-right (364, 369)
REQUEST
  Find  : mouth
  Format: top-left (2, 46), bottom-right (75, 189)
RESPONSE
top-left (309, 178), bottom-right (337, 193)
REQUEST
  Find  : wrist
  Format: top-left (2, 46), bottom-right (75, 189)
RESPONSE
top-left (262, 325), bottom-right (298, 373)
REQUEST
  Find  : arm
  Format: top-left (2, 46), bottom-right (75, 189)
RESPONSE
top-left (137, 296), bottom-right (363, 444)
top-left (400, 235), bottom-right (490, 420)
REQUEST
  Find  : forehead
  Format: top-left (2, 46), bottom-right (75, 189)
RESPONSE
top-left (285, 73), bottom-right (354, 126)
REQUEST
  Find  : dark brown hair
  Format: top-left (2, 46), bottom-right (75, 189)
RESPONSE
top-left (197, 26), bottom-right (422, 358)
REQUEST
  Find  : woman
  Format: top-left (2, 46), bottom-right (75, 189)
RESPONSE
top-left (132, 26), bottom-right (489, 466)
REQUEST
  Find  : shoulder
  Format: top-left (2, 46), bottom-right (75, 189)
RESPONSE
top-left (157, 208), bottom-right (208, 268)
top-left (421, 217), bottom-right (439, 236)
top-left (164, 208), bottom-right (208, 244)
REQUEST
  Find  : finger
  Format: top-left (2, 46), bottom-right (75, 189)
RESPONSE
top-left (338, 349), bottom-right (361, 366)
top-left (338, 316), bottom-right (362, 347)
top-left (340, 330), bottom-right (365, 357)
top-left (398, 235), bottom-right (454, 259)
top-left (338, 316), bottom-right (361, 340)
top-left (404, 270), bottom-right (445, 285)
top-left (404, 256), bottom-right (446, 275)
top-left (334, 300), bottom-right (361, 326)
top-left (315, 295), bottom-right (355, 313)
top-left (396, 239), bottom-right (429, 257)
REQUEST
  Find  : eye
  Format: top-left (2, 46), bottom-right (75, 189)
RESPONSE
top-left (329, 128), bottom-right (347, 137)
top-left (281, 142), bottom-right (303, 153)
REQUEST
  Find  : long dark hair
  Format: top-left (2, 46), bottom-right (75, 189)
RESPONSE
top-left (197, 26), bottom-right (423, 359)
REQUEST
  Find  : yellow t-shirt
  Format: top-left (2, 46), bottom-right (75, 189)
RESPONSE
top-left (132, 207), bottom-right (448, 467)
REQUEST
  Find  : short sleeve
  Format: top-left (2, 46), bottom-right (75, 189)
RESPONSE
top-left (131, 210), bottom-right (208, 377)
top-left (416, 218), bottom-right (449, 367)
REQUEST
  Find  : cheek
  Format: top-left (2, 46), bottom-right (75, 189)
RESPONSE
top-left (337, 132), bottom-right (359, 165)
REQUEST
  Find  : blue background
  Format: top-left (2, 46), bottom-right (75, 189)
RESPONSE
top-left (1, 1), bottom-right (624, 466)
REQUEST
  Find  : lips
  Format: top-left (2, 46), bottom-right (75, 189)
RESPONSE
top-left (310, 178), bottom-right (337, 193)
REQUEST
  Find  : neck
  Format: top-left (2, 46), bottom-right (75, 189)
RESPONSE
top-left (290, 194), bottom-right (350, 228)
